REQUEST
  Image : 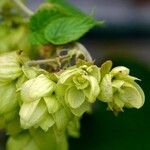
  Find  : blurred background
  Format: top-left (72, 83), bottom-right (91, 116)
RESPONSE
top-left (1, 0), bottom-right (150, 149)
top-left (29, 0), bottom-right (150, 150)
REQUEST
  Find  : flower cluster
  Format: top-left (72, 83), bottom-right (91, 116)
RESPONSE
top-left (0, 52), bottom-right (145, 150)
top-left (98, 61), bottom-right (145, 114)
top-left (57, 61), bottom-right (100, 117)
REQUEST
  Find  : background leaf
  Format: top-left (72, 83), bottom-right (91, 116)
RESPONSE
top-left (44, 16), bottom-right (96, 45)
top-left (29, 0), bottom-right (99, 45)
top-left (29, 8), bottom-right (67, 45)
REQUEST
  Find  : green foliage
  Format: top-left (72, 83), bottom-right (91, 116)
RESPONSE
top-left (44, 16), bottom-right (96, 45)
top-left (29, 1), bottom-right (98, 45)
top-left (29, 7), bottom-right (67, 45)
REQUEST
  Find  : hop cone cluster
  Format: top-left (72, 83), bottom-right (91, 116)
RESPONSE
top-left (0, 52), bottom-right (145, 150)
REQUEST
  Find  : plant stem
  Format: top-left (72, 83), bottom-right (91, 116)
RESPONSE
top-left (75, 42), bottom-right (93, 62)
top-left (12, 0), bottom-right (34, 16)
top-left (25, 55), bottom-right (70, 66)
top-left (26, 58), bottom-right (58, 66)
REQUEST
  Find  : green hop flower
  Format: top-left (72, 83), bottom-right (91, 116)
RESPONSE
top-left (0, 52), bottom-right (22, 82)
top-left (20, 74), bottom-right (72, 131)
top-left (98, 61), bottom-right (145, 114)
top-left (57, 61), bottom-right (100, 117)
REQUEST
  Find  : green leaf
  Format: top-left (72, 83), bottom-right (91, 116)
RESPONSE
top-left (29, 8), bottom-right (67, 45)
top-left (28, 31), bottom-right (48, 45)
top-left (30, 9), bottom-right (63, 31)
top-left (44, 16), bottom-right (96, 45)
top-left (66, 86), bottom-right (85, 108)
top-left (30, 1), bottom-right (99, 45)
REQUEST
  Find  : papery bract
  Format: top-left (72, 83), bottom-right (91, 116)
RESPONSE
top-left (98, 61), bottom-right (145, 113)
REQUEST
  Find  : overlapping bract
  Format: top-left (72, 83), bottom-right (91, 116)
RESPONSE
top-left (98, 61), bottom-right (145, 113)
top-left (20, 74), bottom-right (57, 131)
top-left (57, 62), bottom-right (100, 117)
top-left (19, 73), bottom-right (80, 135)
top-left (0, 52), bottom-right (145, 150)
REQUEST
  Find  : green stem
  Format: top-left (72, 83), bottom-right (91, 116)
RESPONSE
top-left (26, 58), bottom-right (58, 66)
top-left (25, 43), bottom-right (93, 67)
top-left (12, 0), bottom-right (33, 16)
top-left (25, 55), bottom-right (70, 66)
